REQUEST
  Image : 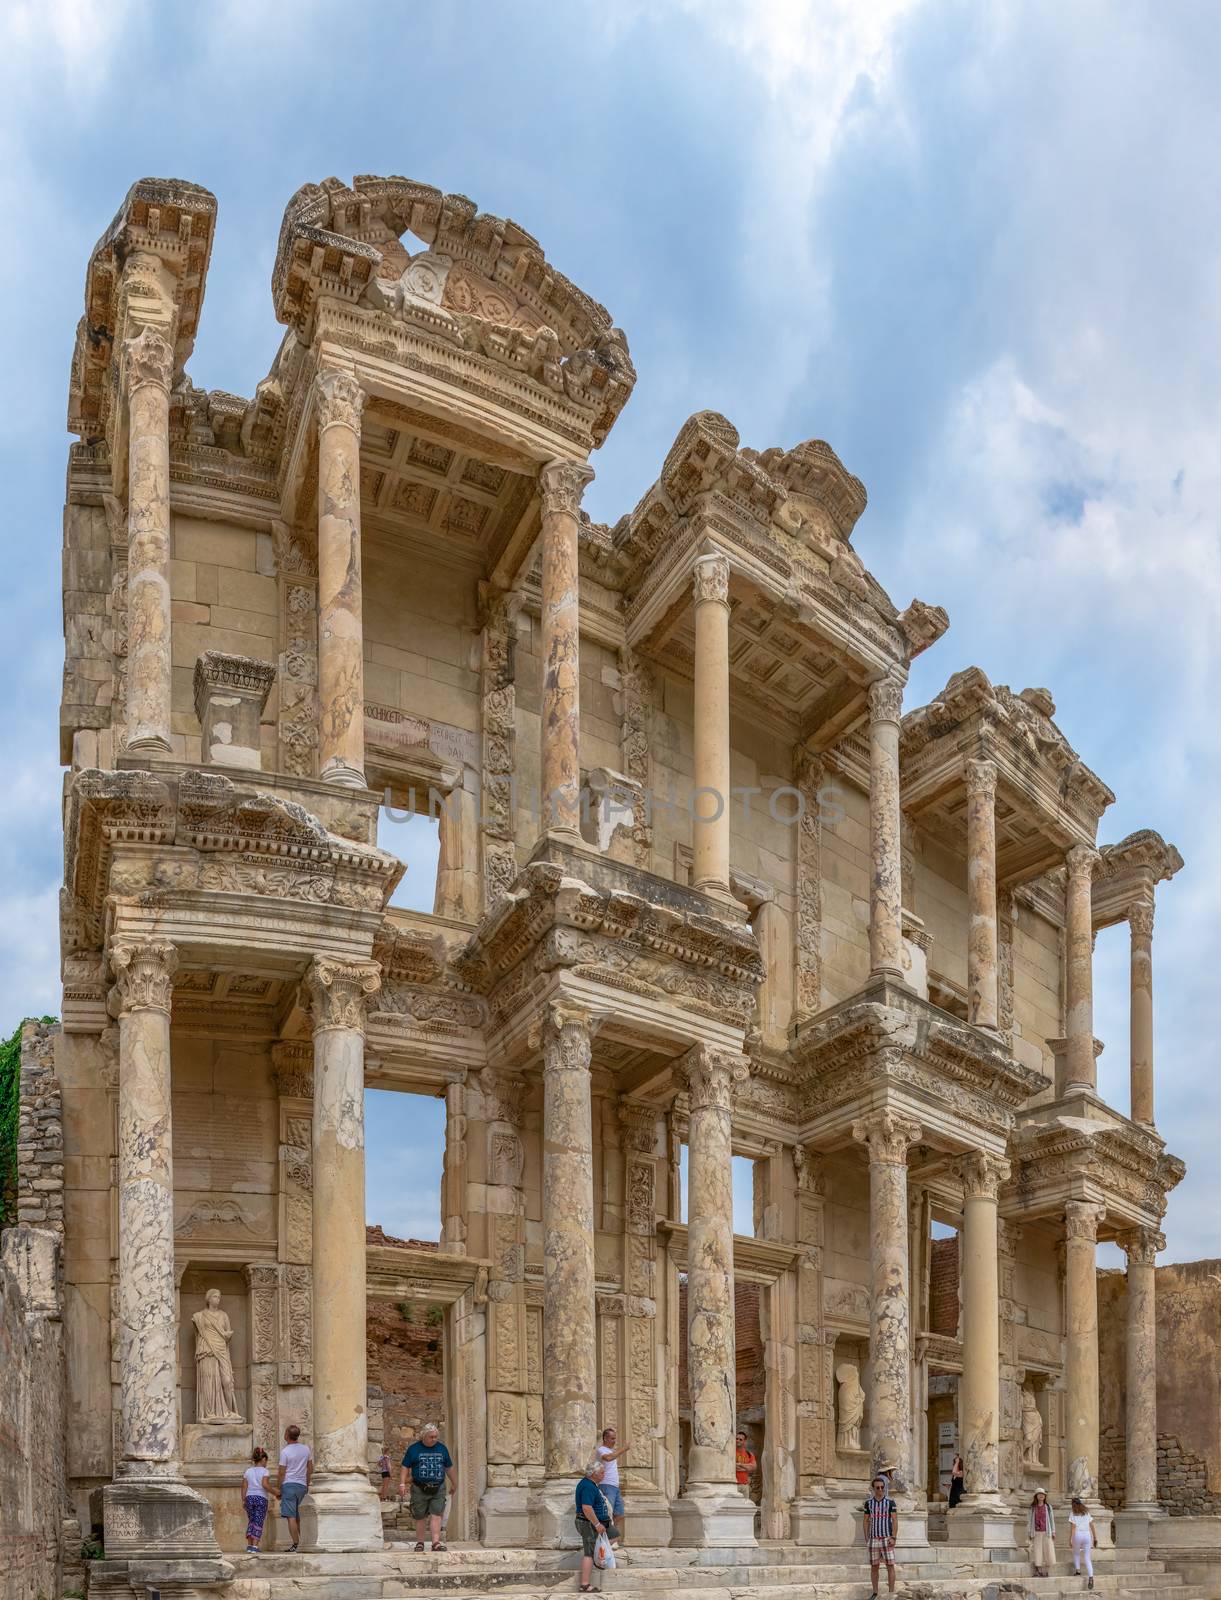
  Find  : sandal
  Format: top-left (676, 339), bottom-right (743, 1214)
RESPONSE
top-left (432, 1542), bottom-right (446, 1552)
top-left (414, 1542), bottom-right (425, 1552)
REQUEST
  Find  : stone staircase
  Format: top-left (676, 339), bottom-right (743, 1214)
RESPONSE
top-left (224, 1541), bottom-right (1211, 1600)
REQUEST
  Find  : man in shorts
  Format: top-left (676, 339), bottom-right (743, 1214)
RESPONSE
top-left (594, 1426), bottom-right (631, 1544)
top-left (862, 1474), bottom-right (899, 1598)
top-left (276, 1424), bottom-right (312, 1553)
top-left (399, 1423), bottom-right (456, 1552)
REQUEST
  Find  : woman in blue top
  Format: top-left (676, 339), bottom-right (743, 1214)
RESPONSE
top-left (574, 1459), bottom-right (617, 1591)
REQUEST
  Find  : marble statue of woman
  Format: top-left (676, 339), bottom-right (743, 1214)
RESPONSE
top-left (835, 1361), bottom-right (865, 1453)
top-left (192, 1288), bottom-right (243, 1422)
top-left (1021, 1385), bottom-right (1043, 1467)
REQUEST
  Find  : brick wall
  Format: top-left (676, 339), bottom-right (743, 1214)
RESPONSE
top-left (1100, 1421), bottom-right (1221, 1516)
top-left (15, 1022), bottom-right (63, 1232)
top-left (930, 1234), bottom-right (960, 1337)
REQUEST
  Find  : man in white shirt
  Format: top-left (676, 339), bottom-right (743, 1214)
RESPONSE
top-left (594, 1426), bottom-right (630, 1544)
top-left (276, 1424), bottom-right (313, 1552)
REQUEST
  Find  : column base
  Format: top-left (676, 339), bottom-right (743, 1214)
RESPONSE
top-left (669, 1484), bottom-right (758, 1546)
top-left (124, 733), bottom-right (174, 759)
top-left (479, 1485), bottom-right (532, 1546)
top-left (531, 1477), bottom-right (583, 1548)
top-left (320, 758), bottom-right (368, 788)
top-left (945, 1497), bottom-right (1019, 1548)
top-left (618, 1492), bottom-right (673, 1546)
top-left (1114, 1506), bottom-right (1164, 1549)
top-left (103, 1477), bottom-right (222, 1561)
top-left (300, 1470), bottom-right (384, 1551)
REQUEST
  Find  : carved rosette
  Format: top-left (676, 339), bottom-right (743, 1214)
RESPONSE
top-left (953, 1150), bottom-right (1011, 1202)
top-left (538, 457), bottom-right (594, 518)
top-left (303, 957), bottom-right (381, 1035)
top-left (1064, 1199), bottom-right (1104, 1244)
top-left (852, 1109), bottom-right (922, 1166)
top-left (125, 325), bottom-right (174, 394)
top-left (868, 670), bottom-right (906, 725)
top-left (965, 756), bottom-right (998, 801)
top-left (1117, 1226), bottom-right (1164, 1267)
top-left (314, 369), bottom-right (365, 435)
top-left (676, 1044), bottom-right (749, 1113)
top-left (1065, 843), bottom-right (1100, 885)
top-left (110, 939), bottom-right (178, 1016)
top-left (1129, 899), bottom-right (1155, 949)
top-left (692, 551), bottom-right (730, 607)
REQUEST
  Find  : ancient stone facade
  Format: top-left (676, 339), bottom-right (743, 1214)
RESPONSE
top-left (48, 171), bottom-right (1194, 1593)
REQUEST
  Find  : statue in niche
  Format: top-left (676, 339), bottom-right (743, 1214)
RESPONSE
top-left (1021, 1384), bottom-right (1044, 1467)
top-left (192, 1288), bottom-right (243, 1423)
top-left (835, 1361), bottom-right (865, 1453)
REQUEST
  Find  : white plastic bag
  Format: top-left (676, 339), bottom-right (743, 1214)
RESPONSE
top-left (593, 1531), bottom-right (616, 1570)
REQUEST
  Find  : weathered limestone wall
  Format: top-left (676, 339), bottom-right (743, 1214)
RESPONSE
top-left (910, 831), bottom-right (969, 997)
top-left (815, 778), bottom-right (871, 1007)
top-left (15, 1021), bottom-right (64, 1231)
top-left (1010, 902), bottom-right (1061, 1080)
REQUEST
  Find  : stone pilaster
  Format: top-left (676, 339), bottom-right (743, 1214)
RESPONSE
top-left (851, 1111), bottom-right (921, 1505)
top-left (1129, 902), bottom-right (1155, 1126)
top-left (535, 1003), bottom-right (598, 1544)
top-left (478, 583), bottom-right (520, 911)
top-left (671, 1046), bottom-right (756, 1546)
top-left (1115, 1226), bottom-right (1165, 1547)
top-left (123, 326), bottom-right (174, 758)
top-left (946, 1152), bottom-right (1016, 1547)
top-left (1064, 846), bottom-right (1099, 1091)
top-left (790, 1150), bottom-right (840, 1544)
top-left (104, 938), bottom-right (222, 1564)
top-left (244, 1264), bottom-right (280, 1456)
top-left (315, 370), bottom-right (367, 787)
top-left (1064, 1200), bottom-right (1105, 1515)
top-left (538, 460), bottom-right (593, 839)
top-left (965, 758), bottom-right (999, 1030)
top-left (868, 673), bottom-right (906, 980)
top-left (302, 957), bottom-right (382, 1550)
top-left (691, 552), bottom-right (732, 896)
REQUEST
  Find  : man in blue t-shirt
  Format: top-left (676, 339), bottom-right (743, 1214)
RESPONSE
top-left (399, 1423), bottom-right (457, 1551)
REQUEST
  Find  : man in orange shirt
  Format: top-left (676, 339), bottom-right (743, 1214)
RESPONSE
top-left (734, 1431), bottom-right (757, 1489)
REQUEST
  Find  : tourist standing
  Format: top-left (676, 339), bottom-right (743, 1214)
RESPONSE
top-left (595, 1426), bottom-right (630, 1544)
top-left (947, 1453), bottom-right (964, 1508)
top-left (734, 1431), bottom-right (757, 1491)
top-left (574, 1458), bottom-right (617, 1593)
top-left (862, 1474), bottom-right (899, 1598)
top-left (1028, 1489), bottom-right (1056, 1577)
top-left (240, 1447), bottom-right (271, 1554)
top-left (399, 1423), bottom-right (457, 1553)
top-left (1068, 1497), bottom-right (1097, 1588)
top-left (276, 1424), bottom-right (313, 1553)
top-left (378, 1448), bottom-right (392, 1500)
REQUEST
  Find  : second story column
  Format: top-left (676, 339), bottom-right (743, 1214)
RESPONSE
top-left (1064, 1200), bottom-right (1105, 1510)
top-left (1129, 902), bottom-right (1156, 1125)
top-left (316, 370), bottom-right (367, 787)
top-left (691, 551), bottom-right (732, 895)
top-left (965, 758), bottom-right (999, 1029)
top-left (539, 460), bottom-right (594, 839)
top-left (1064, 845), bottom-right (1099, 1091)
top-left (868, 672), bottom-right (907, 981)
top-left (304, 956), bottom-right (383, 1549)
top-left (124, 326), bottom-right (175, 757)
top-left (672, 1046), bottom-right (756, 1544)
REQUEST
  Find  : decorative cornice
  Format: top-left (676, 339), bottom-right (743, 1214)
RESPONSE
top-left (304, 957), bottom-right (381, 1034)
top-left (110, 939), bottom-right (178, 1016)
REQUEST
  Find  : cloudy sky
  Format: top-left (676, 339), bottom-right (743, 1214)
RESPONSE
top-left (3, 1), bottom-right (1218, 1257)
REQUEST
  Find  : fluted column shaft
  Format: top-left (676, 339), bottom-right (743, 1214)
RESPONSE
top-left (541, 1005), bottom-right (598, 1477)
top-left (539, 460), bottom-right (594, 838)
top-left (691, 552), bottom-right (732, 894)
top-left (1064, 1200), bottom-right (1104, 1499)
top-left (316, 371), bottom-right (367, 787)
top-left (112, 939), bottom-right (180, 1472)
top-left (1064, 846), bottom-right (1099, 1090)
top-left (868, 674), bottom-right (906, 979)
top-left (954, 1152), bottom-right (1009, 1499)
top-left (124, 327), bottom-right (175, 756)
top-left (965, 758), bottom-right (999, 1029)
top-left (1129, 903), bottom-right (1155, 1125)
top-left (853, 1111), bottom-right (921, 1488)
top-left (1119, 1227), bottom-right (1163, 1511)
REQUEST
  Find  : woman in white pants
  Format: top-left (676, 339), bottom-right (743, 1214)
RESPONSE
top-left (1068, 1497), bottom-right (1097, 1588)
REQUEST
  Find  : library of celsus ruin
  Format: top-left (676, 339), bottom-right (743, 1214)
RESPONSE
top-left (9, 170), bottom-right (1208, 1600)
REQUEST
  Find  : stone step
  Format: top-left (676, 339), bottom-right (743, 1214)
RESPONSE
top-left (228, 1579), bottom-right (1209, 1600)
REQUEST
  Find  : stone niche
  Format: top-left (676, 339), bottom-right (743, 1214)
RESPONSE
top-left (179, 1267), bottom-right (250, 1425)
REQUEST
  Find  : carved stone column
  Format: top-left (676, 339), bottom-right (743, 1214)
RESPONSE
top-left (538, 460), bottom-right (593, 839)
top-left (303, 957), bottom-right (382, 1550)
top-left (618, 1100), bottom-right (671, 1544)
top-left (965, 758), bottom-right (999, 1029)
top-left (103, 939), bottom-right (221, 1561)
top-left (536, 1004), bottom-right (598, 1543)
top-left (315, 370), bottom-right (367, 787)
top-left (1064, 1201), bottom-right (1105, 1516)
top-left (671, 1046), bottom-right (756, 1545)
top-left (124, 327), bottom-right (175, 757)
top-left (1064, 846), bottom-right (1099, 1091)
top-left (691, 552), bottom-right (732, 895)
top-left (852, 1111), bottom-right (922, 1510)
top-left (1129, 902), bottom-right (1156, 1126)
top-left (947, 1152), bottom-right (1015, 1546)
top-left (1115, 1227), bottom-right (1165, 1546)
top-left (868, 673), bottom-right (907, 980)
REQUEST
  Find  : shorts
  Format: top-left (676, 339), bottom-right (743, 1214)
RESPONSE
top-left (868, 1536), bottom-right (896, 1565)
top-left (603, 1484), bottom-right (625, 1518)
top-left (280, 1482), bottom-right (307, 1519)
top-left (410, 1481), bottom-right (446, 1520)
top-left (576, 1515), bottom-right (619, 1556)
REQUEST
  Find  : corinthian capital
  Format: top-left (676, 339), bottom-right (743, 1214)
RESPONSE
top-left (1128, 900), bottom-right (1155, 945)
top-left (1117, 1225), bottom-right (1164, 1267)
top-left (852, 1109), bottom-right (921, 1165)
top-left (538, 458), bottom-right (594, 517)
top-left (126, 325), bottom-right (174, 394)
top-left (868, 670), bottom-right (906, 725)
top-left (1065, 844), bottom-right (1099, 883)
top-left (965, 757), bottom-right (998, 801)
top-left (676, 1044), bottom-right (749, 1113)
top-left (692, 552), bottom-right (730, 607)
top-left (541, 1002), bottom-right (593, 1074)
top-left (315, 369), bottom-right (365, 435)
top-left (952, 1149), bottom-right (1011, 1201)
top-left (1064, 1199), bottom-right (1104, 1243)
top-left (110, 939), bottom-right (178, 1015)
top-left (304, 957), bottom-right (380, 1034)
top-left (619, 1099), bottom-right (660, 1154)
